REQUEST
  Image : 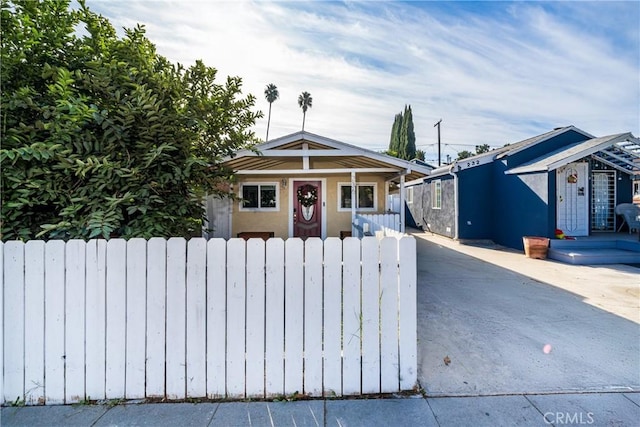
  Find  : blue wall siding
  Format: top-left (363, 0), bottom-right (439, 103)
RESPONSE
top-left (492, 160), bottom-right (551, 249)
top-left (408, 129), bottom-right (635, 249)
top-left (547, 171), bottom-right (558, 237)
top-left (457, 163), bottom-right (494, 240)
top-left (616, 172), bottom-right (633, 204)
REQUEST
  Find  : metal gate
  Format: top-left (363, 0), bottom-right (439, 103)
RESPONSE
top-left (591, 171), bottom-right (616, 232)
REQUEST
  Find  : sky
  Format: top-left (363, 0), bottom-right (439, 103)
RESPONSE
top-left (87, 0), bottom-right (640, 163)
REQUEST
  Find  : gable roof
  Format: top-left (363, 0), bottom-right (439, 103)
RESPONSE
top-left (223, 131), bottom-right (432, 182)
top-left (495, 126), bottom-right (594, 159)
top-left (505, 133), bottom-right (639, 175)
top-left (412, 126), bottom-right (620, 180)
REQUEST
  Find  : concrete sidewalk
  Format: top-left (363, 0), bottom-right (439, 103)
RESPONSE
top-left (2, 392), bottom-right (640, 426)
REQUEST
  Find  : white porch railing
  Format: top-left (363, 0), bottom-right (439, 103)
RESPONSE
top-left (353, 213), bottom-right (404, 238)
top-left (1, 236), bottom-right (417, 405)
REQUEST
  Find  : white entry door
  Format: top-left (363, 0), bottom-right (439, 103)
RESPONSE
top-left (556, 162), bottom-right (589, 236)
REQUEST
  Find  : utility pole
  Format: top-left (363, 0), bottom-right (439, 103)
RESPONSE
top-left (434, 119), bottom-right (442, 166)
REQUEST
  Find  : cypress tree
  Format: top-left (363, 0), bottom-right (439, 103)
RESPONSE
top-left (402, 105), bottom-right (416, 160)
top-left (387, 104), bottom-right (416, 159)
top-left (389, 113), bottom-right (403, 155)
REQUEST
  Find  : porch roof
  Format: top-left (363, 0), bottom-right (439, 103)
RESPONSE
top-left (222, 131), bottom-right (432, 182)
top-left (505, 132), bottom-right (640, 175)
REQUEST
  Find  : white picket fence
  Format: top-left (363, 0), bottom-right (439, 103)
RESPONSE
top-left (353, 214), bottom-right (403, 238)
top-left (1, 236), bottom-right (417, 405)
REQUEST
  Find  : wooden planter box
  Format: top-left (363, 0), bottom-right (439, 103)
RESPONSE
top-left (523, 236), bottom-right (550, 259)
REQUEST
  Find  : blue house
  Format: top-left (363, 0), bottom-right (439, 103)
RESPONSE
top-left (406, 126), bottom-right (640, 250)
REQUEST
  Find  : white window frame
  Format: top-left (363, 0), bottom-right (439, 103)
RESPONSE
top-left (337, 182), bottom-right (377, 212)
top-left (239, 182), bottom-right (279, 212)
top-left (431, 180), bottom-right (442, 209)
top-left (406, 187), bottom-right (414, 204)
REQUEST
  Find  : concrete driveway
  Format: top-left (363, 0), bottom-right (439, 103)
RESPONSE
top-left (413, 232), bottom-right (640, 397)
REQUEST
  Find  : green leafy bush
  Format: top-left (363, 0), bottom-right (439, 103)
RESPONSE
top-left (1, 0), bottom-right (262, 240)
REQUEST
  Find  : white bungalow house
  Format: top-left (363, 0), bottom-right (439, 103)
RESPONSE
top-left (204, 131), bottom-right (431, 239)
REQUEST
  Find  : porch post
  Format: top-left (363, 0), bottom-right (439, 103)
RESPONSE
top-left (351, 171), bottom-right (357, 234)
top-left (400, 174), bottom-right (405, 233)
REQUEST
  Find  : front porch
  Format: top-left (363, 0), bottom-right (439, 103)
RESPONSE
top-left (205, 131), bottom-right (431, 240)
top-left (548, 232), bottom-right (640, 265)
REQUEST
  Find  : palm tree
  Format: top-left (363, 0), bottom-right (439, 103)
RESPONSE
top-left (297, 91), bottom-right (312, 131)
top-left (264, 83), bottom-right (279, 141)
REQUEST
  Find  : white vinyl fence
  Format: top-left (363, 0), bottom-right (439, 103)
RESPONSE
top-left (353, 214), bottom-right (403, 238)
top-left (1, 236), bottom-right (417, 405)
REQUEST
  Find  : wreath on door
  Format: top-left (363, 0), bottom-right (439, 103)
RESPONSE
top-left (297, 184), bottom-right (318, 207)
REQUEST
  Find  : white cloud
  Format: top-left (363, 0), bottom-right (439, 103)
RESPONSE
top-left (88, 0), bottom-right (639, 161)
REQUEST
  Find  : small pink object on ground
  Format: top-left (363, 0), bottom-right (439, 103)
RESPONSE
top-left (543, 344), bottom-right (552, 354)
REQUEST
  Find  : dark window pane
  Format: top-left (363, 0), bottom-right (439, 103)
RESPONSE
top-left (242, 185), bottom-right (258, 208)
top-left (260, 185), bottom-right (276, 208)
top-left (358, 185), bottom-right (374, 208)
top-left (340, 185), bottom-right (352, 209)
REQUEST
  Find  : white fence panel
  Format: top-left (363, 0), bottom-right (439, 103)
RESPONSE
top-left (166, 238), bottom-right (186, 399)
top-left (399, 236), bottom-right (418, 390)
top-left (146, 238), bottom-right (166, 398)
top-left (245, 239), bottom-right (266, 397)
top-left (106, 239), bottom-right (126, 399)
top-left (0, 243), bottom-right (3, 403)
top-left (2, 235), bottom-right (417, 404)
top-left (206, 238), bottom-right (226, 398)
top-left (354, 214), bottom-right (403, 238)
top-left (4, 242), bottom-right (24, 404)
top-left (323, 238), bottom-right (343, 396)
top-left (265, 239), bottom-right (285, 397)
top-left (24, 241), bottom-right (45, 405)
top-left (284, 239), bottom-right (304, 395)
top-left (186, 238), bottom-right (207, 398)
top-left (304, 238), bottom-right (323, 396)
top-left (44, 240), bottom-right (65, 404)
top-left (126, 238), bottom-right (147, 399)
top-left (86, 240), bottom-right (107, 401)
top-left (380, 237), bottom-right (400, 392)
top-left (361, 237), bottom-right (380, 394)
top-left (226, 238), bottom-right (246, 398)
top-left (65, 240), bottom-right (86, 403)
top-left (342, 238), bottom-right (362, 395)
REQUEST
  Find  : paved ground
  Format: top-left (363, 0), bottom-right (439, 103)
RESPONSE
top-left (3, 231), bottom-right (639, 426)
top-left (3, 393), bottom-right (640, 426)
top-left (414, 232), bottom-right (640, 397)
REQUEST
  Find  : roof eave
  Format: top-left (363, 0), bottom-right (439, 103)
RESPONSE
top-left (505, 132), bottom-right (635, 175)
top-left (496, 126), bottom-right (595, 160)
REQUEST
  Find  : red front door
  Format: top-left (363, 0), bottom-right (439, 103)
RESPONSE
top-left (293, 180), bottom-right (322, 238)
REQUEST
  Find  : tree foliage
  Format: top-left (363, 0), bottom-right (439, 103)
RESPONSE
top-left (388, 112), bottom-right (403, 156)
top-left (456, 150), bottom-right (474, 160)
top-left (1, 0), bottom-right (262, 241)
top-left (456, 143), bottom-right (491, 160)
top-left (475, 144), bottom-right (490, 154)
top-left (264, 83), bottom-right (278, 140)
top-left (387, 105), bottom-right (416, 160)
top-left (298, 91), bottom-right (312, 131)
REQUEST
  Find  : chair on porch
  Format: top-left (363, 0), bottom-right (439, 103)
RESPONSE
top-left (615, 203), bottom-right (640, 233)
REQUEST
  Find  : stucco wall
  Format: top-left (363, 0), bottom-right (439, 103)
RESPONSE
top-left (492, 159), bottom-right (550, 250)
top-left (409, 175), bottom-right (456, 238)
top-left (232, 174), bottom-right (389, 238)
top-left (457, 163), bottom-right (494, 240)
